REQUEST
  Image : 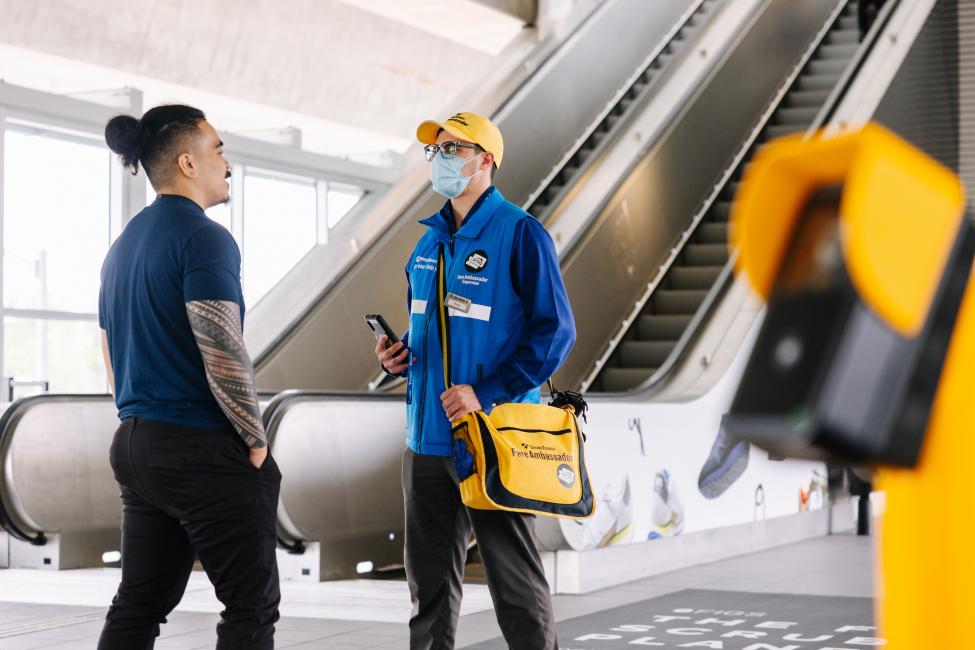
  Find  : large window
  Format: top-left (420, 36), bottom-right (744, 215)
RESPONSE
top-left (1, 120), bottom-right (121, 395)
top-left (1, 83), bottom-right (372, 397)
top-left (327, 185), bottom-right (364, 229)
top-left (150, 168), bottom-right (363, 306)
top-left (148, 168), bottom-right (363, 307)
top-left (242, 170), bottom-right (318, 305)
top-left (191, 167), bottom-right (363, 307)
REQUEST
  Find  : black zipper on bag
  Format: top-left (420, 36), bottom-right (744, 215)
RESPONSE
top-left (496, 426), bottom-right (573, 435)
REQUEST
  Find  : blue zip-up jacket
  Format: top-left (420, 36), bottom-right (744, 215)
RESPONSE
top-left (402, 187), bottom-right (576, 456)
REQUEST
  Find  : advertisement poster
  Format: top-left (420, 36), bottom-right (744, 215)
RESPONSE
top-left (540, 330), bottom-right (827, 552)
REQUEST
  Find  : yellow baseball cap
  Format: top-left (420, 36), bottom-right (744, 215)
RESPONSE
top-left (416, 112), bottom-right (504, 169)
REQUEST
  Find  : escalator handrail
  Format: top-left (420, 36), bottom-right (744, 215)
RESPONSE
top-left (0, 393), bottom-right (114, 545)
top-left (593, 0), bottom-right (905, 399)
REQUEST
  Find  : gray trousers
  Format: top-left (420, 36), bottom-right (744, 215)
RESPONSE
top-left (402, 449), bottom-right (557, 650)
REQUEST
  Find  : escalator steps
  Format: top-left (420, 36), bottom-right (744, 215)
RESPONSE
top-left (638, 314), bottom-right (693, 340)
top-left (838, 15), bottom-right (858, 31)
top-left (669, 265), bottom-right (723, 290)
top-left (788, 89), bottom-right (831, 108)
top-left (722, 182), bottom-right (741, 200)
top-left (797, 74), bottom-right (842, 91)
top-left (685, 244), bottom-right (729, 266)
top-left (819, 43), bottom-right (859, 60)
top-left (600, 367), bottom-right (659, 393)
top-left (620, 340), bottom-right (677, 367)
top-left (653, 290), bottom-right (708, 315)
top-left (697, 222), bottom-right (729, 244)
top-left (775, 106), bottom-right (821, 126)
top-left (828, 30), bottom-right (860, 45)
top-left (710, 201), bottom-right (732, 221)
top-left (808, 58), bottom-right (849, 76)
top-left (765, 124), bottom-right (805, 140)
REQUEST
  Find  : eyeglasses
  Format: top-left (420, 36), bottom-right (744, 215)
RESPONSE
top-left (424, 141), bottom-right (481, 162)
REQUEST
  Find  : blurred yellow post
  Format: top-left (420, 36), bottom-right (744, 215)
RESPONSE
top-left (876, 269), bottom-right (975, 647)
top-left (729, 123), bottom-right (973, 646)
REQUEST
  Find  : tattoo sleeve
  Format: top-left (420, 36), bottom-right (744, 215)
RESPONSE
top-left (186, 300), bottom-right (267, 448)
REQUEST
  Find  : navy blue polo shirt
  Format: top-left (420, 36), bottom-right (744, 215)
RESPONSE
top-left (98, 194), bottom-right (244, 430)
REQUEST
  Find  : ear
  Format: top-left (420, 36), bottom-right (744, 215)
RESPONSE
top-left (177, 152), bottom-right (198, 179)
top-left (482, 152), bottom-right (495, 172)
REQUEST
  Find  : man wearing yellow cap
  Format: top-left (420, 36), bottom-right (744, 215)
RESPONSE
top-left (376, 112), bottom-right (575, 648)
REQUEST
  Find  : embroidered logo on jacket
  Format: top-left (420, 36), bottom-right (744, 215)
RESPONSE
top-left (465, 250), bottom-right (489, 273)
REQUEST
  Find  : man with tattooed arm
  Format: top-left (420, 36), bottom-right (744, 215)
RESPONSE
top-left (97, 105), bottom-right (279, 650)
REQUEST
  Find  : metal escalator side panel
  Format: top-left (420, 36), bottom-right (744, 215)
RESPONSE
top-left (0, 395), bottom-right (118, 542)
top-left (268, 393), bottom-right (407, 565)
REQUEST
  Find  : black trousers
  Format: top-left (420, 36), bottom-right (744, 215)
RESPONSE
top-left (98, 417), bottom-right (281, 650)
top-left (402, 449), bottom-right (557, 650)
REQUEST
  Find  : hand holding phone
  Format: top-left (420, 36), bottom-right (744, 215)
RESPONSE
top-left (365, 314), bottom-right (398, 344)
top-left (367, 314), bottom-right (409, 374)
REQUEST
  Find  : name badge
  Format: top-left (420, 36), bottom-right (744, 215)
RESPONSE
top-left (445, 292), bottom-right (472, 313)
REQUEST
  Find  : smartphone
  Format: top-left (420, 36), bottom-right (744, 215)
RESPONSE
top-left (364, 314), bottom-right (399, 345)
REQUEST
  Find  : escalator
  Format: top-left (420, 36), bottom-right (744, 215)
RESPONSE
top-left (580, 0), bottom-right (867, 392)
top-left (252, 0), bottom-right (726, 391)
top-left (579, 0), bottom-right (959, 396)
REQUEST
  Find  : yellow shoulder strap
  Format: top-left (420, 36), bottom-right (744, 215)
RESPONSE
top-left (436, 245), bottom-right (452, 389)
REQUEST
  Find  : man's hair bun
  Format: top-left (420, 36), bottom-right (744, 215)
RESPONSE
top-left (104, 115), bottom-right (142, 173)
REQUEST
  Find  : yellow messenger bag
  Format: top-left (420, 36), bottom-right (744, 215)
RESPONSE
top-left (435, 247), bottom-right (595, 520)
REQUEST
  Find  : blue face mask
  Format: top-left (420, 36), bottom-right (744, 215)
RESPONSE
top-left (430, 152), bottom-right (484, 199)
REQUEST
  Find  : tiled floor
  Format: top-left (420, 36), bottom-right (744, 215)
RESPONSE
top-left (0, 533), bottom-right (874, 648)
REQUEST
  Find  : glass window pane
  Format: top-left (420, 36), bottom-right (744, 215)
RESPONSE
top-left (3, 317), bottom-right (40, 393)
top-left (3, 317), bottom-right (107, 394)
top-left (3, 127), bottom-right (115, 313)
top-left (327, 187), bottom-right (363, 229)
top-left (147, 178), bottom-right (232, 233)
top-left (207, 201), bottom-right (232, 232)
top-left (242, 171), bottom-right (317, 305)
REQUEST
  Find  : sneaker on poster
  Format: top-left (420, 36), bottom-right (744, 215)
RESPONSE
top-left (698, 419), bottom-right (750, 499)
top-left (561, 475), bottom-right (633, 551)
top-left (649, 469), bottom-right (684, 539)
